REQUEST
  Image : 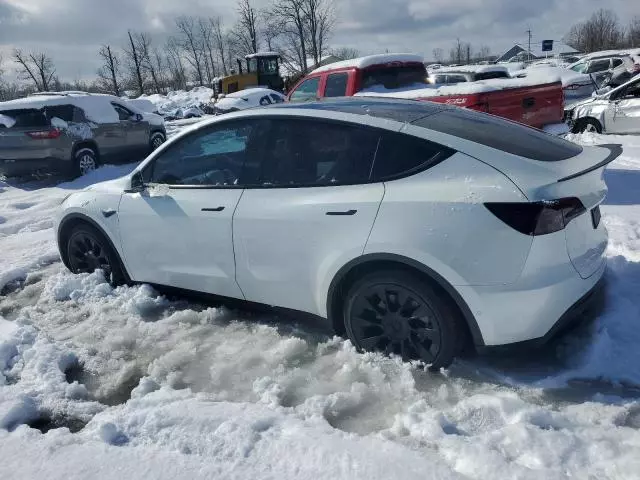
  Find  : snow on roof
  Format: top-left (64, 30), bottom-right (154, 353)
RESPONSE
top-left (580, 48), bottom-right (640, 61)
top-left (513, 66), bottom-right (593, 87)
top-left (0, 93), bottom-right (138, 124)
top-left (245, 52), bottom-right (280, 59)
top-left (311, 54), bottom-right (424, 74)
top-left (437, 65), bottom-right (509, 75)
top-left (216, 88), bottom-right (285, 111)
top-left (355, 75), bottom-right (562, 100)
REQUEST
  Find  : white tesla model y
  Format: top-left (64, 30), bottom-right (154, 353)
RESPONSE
top-left (56, 98), bottom-right (618, 368)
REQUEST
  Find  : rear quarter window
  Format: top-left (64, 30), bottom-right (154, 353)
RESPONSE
top-left (0, 109), bottom-right (49, 128)
top-left (414, 108), bottom-right (583, 161)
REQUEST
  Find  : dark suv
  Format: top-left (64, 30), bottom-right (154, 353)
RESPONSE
top-left (0, 92), bottom-right (166, 178)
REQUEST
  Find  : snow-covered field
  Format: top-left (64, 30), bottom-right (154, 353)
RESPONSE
top-left (1, 130), bottom-right (640, 479)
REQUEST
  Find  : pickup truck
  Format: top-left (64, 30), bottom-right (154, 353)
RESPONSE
top-left (286, 54), bottom-right (565, 129)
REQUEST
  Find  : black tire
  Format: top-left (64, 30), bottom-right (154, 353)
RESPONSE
top-left (343, 270), bottom-right (465, 370)
top-left (149, 131), bottom-right (166, 152)
top-left (65, 224), bottom-right (126, 286)
top-left (572, 117), bottom-right (602, 134)
top-left (71, 147), bottom-right (98, 178)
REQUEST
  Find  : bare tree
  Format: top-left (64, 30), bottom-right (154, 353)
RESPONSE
top-left (629, 16), bottom-right (640, 48)
top-left (475, 45), bottom-right (491, 61)
top-left (331, 47), bottom-right (359, 60)
top-left (199, 17), bottom-right (217, 83)
top-left (97, 45), bottom-right (122, 96)
top-left (301, 0), bottom-right (336, 66)
top-left (13, 49), bottom-right (56, 92)
top-left (565, 9), bottom-right (624, 52)
top-left (124, 31), bottom-right (146, 95)
top-left (263, 14), bottom-right (284, 51)
top-left (449, 38), bottom-right (463, 64)
top-left (271, 0), bottom-right (308, 71)
top-left (135, 33), bottom-right (163, 93)
top-left (232, 0), bottom-right (259, 55)
top-left (176, 16), bottom-right (205, 86)
top-left (211, 16), bottom-right (230, 76)
top-left (464, 42), bottom-right (472, 64)
top-left (165, 37), bottom-right (187, 90)
top-left (432, 48), bottom-right (444, 63)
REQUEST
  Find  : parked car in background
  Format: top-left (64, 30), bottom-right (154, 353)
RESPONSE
top-left (211, 88), bottom-right (285, 115)
top-left (568, 74), bottom-right (640, 134)
top-left (567, 55), bottom-right (628, 85)
top-left (56, 97), bottom-right (615, 369)
top-left (286, 53), bottom-right (565, 129)
top-left (428, 65), bottom-right (510, 84)
top-left (0, 92), bottom-right (166, 178)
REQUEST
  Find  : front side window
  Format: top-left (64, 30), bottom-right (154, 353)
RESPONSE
top-left (111, 103), bottom-right (134, 121)
top-left (289, 77), bottom-right (320, 103)
top-left (586, 59), bottom-right (610, 73)
top-left (325, 73), bottom-right (349, 97)
top-left (259, 58), bottom-right (278, 74)
top-left (146, 121), bottom-right (262, 186)
top-left (255, 119), bottom-right (379, 187)
top-left (372, 132), bottom-right (454, 181)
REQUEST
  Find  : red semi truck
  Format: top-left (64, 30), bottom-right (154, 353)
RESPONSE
top-left (286, 54), bottom-right (565, 129)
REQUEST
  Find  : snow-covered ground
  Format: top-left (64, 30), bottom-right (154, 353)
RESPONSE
top-left (141, 87), bottom-right (214, 119)
top-left (1, 131), bottom-right (640, 479)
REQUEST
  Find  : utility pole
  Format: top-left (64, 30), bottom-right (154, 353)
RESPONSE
top-left (526, 29), bottom-right (532, 62)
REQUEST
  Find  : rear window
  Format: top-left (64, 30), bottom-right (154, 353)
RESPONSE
top-left (414, 108), bottom-right (583, 161)
top-left (362, 65), bottom-right (427, 90)
top-left (475, 71), bottom-right (510, 80)
top-left (0, 109), bottom-right (49, 128)
top-left (372, 132), bottom-right (454, 181)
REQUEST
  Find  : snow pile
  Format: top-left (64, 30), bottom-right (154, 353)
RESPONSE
top-left (356, 74), bottom-right (562, 99)
top-left (142, 87), bottom-right (213, 118)
top-left (214, 88), bottom-right (285, 112)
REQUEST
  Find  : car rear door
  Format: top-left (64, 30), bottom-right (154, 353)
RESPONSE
top-left (118, 119), bottom-right (268, 298)
top-left (233, 117), bottom-right (384, 316)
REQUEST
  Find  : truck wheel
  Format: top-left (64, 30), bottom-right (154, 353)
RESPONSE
top-left (572, 118), bottom-right (602, 134)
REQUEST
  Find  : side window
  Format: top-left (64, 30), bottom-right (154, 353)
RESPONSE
top-left (45, 104), bottom-right (74, 122)
top-left (446, 74), bottom-right (468, 84)
top-left (324, 73), bottom-right (348, 97)
top-left (146, 121), bottom-right (262, 186)
top-left (257, 119), bottom-right (379, 187)
top-left (612, 58), bottom-right (623, 68)
top-left (372, 132), bottom-right (454, 181)
top-left (289, 77), bottom-right (320, 103)
top-left (586, 59), bottom-right (610, 73)
top-left (259, 95), bottom-right (272, 106)
top-left (269, 94), bottom-right (284, 104)
top-left (111, 102), bottom-right (134, 121)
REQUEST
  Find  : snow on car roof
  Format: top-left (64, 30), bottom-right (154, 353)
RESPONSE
top-left (437, 65), bottom-right (509, 75)
top-left (311, 54), bottom-right (424, 74)
top-left (0, 93), bottom-right (139, 124)
top-left (580, 48), bottom-right (640, 61)
top-left (245, 52), bottom-right (280, 59)
top-left (225, 88), bottom-right (284, 99)
top-left (355, 74), bottom-right (562, 99)
top-left (513, 66), bottom-right (593, 87)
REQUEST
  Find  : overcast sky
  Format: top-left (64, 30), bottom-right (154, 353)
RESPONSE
top-left (0, 0), bottom-right (636, 82)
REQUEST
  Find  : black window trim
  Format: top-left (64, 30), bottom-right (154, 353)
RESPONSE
top-left (237, 115), bottom-right (457, 190)
top-left (142, 118), bottom-right (267, 190)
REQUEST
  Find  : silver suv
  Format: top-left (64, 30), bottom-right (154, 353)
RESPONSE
top-left (0, 92), bottom-right (166, 178)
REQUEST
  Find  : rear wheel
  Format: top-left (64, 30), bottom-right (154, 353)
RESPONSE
top-left (572, 118), bottom-right (602, 134)
top-left (72, 147), bottom-right (98, 178)
top-left (66, 224), bottom-right (125, 285)
top-left (343, 270), bottom-right (464, 370)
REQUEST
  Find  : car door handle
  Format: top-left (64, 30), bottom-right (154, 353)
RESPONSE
top-left (202, 206), bottom-right (225, 212)
top-left (101, 209), bottom-right (117, 218)
top-left (326, 209), bottom-right (357, 216)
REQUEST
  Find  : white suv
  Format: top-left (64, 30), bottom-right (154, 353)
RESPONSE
top-left (56, 98), bottom-right (616, 368)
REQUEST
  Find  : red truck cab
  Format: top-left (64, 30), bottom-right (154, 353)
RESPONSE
top-left (287, 54), bottom-right (564, 129)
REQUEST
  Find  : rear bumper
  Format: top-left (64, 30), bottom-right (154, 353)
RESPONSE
top-left (0, 157), bottom-right (70, 176)
top-left (476, 275), bottom-right (606, 354)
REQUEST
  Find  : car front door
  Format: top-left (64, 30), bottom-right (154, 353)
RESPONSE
top-left (111, 102), bottom-right (149, 153)
top-left (118, 119), bottom-right (268, 298)
top-left (233, 117), bottom-right (384, 316)
top-left (604, 78), bottom-right (640, 134)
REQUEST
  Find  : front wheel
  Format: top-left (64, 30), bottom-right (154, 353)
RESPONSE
top-left (66, 224), bottom-right (126, 286)
top-left (343, 270), bottom-right (464, 370)
top-left (572, 118), bottom-right (602, 134)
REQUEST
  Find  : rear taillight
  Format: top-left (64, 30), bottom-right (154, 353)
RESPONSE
top-left (484, 197), bottom-right (586, 236)
top-left (26, 128), bottom-right (61, 140)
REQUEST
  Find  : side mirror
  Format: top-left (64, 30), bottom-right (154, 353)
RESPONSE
top-left (125, 171), bottom-right (145, 193)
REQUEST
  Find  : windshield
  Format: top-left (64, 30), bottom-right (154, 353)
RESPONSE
top-left (361, 65), bottom-right (428, 90)
top-left (570, 63), bottom-right (587, 73)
